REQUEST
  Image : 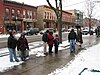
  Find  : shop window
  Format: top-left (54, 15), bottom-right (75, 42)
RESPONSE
top-left (12, 9), bottom-right (15, 18)
top-left (17, 10), bottom-right (20, 17)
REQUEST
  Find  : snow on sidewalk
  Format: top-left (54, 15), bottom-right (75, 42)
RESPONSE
top-left (0, 40), bottom-right (69, 72)
top-left (48, 42), bottom-right (100, 75)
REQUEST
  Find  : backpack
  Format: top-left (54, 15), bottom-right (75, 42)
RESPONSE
top-left (42, 33), bottom-right (49, 42)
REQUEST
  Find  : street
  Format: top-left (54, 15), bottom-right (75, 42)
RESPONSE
top-left (0, 32), bottom-right (68, 48)
top-left (0, 34), bottom-right (100, 75)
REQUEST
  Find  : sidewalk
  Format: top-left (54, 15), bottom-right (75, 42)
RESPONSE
top-left (0, 41), bottom-right (43, 57)
top-left (49, 42), bottom-right (100, 75)
top-left (0, 41), bottom-right (70, 72)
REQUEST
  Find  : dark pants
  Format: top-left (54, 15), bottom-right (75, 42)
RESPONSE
top-left (55, 45), bottom-right (58, 53)
top-left (48, 44), bottom-right (53, 53)
top-left (20, 50), bottom-right (26, 61)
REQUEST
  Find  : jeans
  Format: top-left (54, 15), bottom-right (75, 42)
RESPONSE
top-left (8, 48), bottom-right (19, 62)
top-left (70, 40), bottom-right (76, 52)
top-left (20, 50), bottom-right (26, 61)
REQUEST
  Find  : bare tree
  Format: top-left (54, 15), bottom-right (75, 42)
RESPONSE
top-left (46, 0), bottom-right (62, 43)
top-left (85, 0), bottom-right (96, 33)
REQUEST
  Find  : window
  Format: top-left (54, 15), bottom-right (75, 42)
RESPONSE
top-left (5, 8), bottom-right (9, 17)
top-left (44, 12), bottom-right (46, 19)
top-left (33, 12), bottom-right (36, 19)
top-left (12, 9), bottom-right (15, 17)
top-left (27, 11), bottom-right (30, 18)
top-left (50, 13), bottom-right (51, 19)
top-left (47, 12), bottom-right (49, 19)
top-left (23, 10), bottom-right (26, 18)
top-left (17, 10), bottom-right (20, 17)
top-left (30, 11), bottom-right (32, 19)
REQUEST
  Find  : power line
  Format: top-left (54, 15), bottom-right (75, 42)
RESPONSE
top-left (64, 1), bottom-right (85, 7)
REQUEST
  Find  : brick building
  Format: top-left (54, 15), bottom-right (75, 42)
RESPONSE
top-left (83, 17), bottom-right (98, 27)
top-left (0, 0), bottom-right (37, 33)
top-left (37, 5), bottom-right (74, 30)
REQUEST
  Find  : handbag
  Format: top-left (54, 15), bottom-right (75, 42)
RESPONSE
top-left (26, 50), bottom-right (29, 57)
top-left (17, 51), bottom-right (21, 57)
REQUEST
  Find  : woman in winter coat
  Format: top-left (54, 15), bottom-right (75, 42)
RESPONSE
top-left (47, 32), bottom-right (54, 54)
top-left (17, 33), bottom-right (29, 61)
top-left (76, 28), bottom-right (83, 47)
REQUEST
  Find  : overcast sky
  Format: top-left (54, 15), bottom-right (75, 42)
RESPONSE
top-left (12, 0), bottom-right (85, 10)
top-left (11, 0), bottom-right (100, 19)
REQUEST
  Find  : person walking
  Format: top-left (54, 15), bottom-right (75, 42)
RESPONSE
top-left (68, 29), bottom-right (77, 53)
top-left (42, 30), bottom-right (49, 55)
top-left (7, 30), bottom-right (19, 62)
top-left (47, 32), bottom-right (54, 54)
top-left (95, 26), bottom-right (100, 37)
top-left (54, 34), bottom-right (60, 53)
top-left (76, 28), bottom-right (83, 48)
top-left (17, 33), bottom-right (29, 61)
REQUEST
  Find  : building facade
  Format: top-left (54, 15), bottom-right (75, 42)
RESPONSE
top-left (0, 0), bottom-right (37, 33)
top-left (67, 9), bottom-right (83, 28)
top-left (83, 17), bottom-right (98, 27)
top-left (0, 0), bottom-right (83, 33)
top-left (37, 5), bottom-right (74, 30)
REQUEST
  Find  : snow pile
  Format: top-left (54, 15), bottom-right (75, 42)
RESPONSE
top-left (48, 43), bottom-right (100, 75)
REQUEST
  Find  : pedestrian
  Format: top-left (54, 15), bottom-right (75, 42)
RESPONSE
top-left (95, 26), bottom-right (100, 37)
top-left (17, 33), bottom-right (29, 61)
top-left (76, 28), bottom-right (83, 48)
top-left (7, 30), bottom-right (19, 62)
top-left (54, 34), bottom-right (60, 53)
top-left (42, 30), bottom-right (49, 55)
top-left (68, 29), bottom-right (77, 53)
top-left (47, 32), bottom-right (54, 54)
top-left (95, 28), bottom-right (98, 37)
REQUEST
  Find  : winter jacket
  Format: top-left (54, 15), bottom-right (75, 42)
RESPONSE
top-left (17, 37), bottom-right (29, 51)
top-left (47, 33), bottom-right (54, 45)
top-left (54, 36), bottom-right (60, 46)
top-left (8, 36), bottom-right (17, 49)
top-left (68, 31), bottom-right (77, 42)
top-left (76, 31), bottom-right (83, 44)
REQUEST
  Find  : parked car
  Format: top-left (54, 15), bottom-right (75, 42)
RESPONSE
top-left (82, 30), bottom-right (89, 35)
top-left (23, 28), bottom-right (39, 35)
top-left (67, 28), bottom-right (77, 32)
top-left (40, 28), bottom-right (54, 34)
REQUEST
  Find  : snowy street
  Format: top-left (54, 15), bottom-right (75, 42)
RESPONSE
top-left (0, 34), bottom-right (100, 75)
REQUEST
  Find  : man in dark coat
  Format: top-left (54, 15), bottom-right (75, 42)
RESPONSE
top-left (68, 29), bottom-right (77, 53)
top-left (8, 30), bottom-right (19, 62)
top-left (42, 30), bottom-right (49, 55)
